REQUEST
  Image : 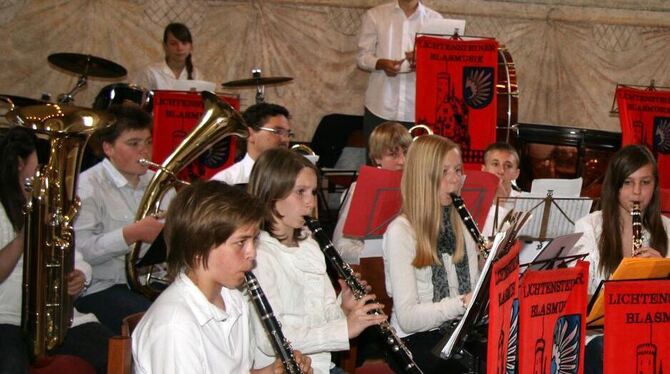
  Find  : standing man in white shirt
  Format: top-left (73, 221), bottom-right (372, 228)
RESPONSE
top-left (357, 0), bottom-right (443, 141)
top-left (74, 105), bottom-right (175, 334)
top-left (210, 102), bottom-right (292, 185)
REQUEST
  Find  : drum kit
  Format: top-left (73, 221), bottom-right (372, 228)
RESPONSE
top-left (1, 53), bottom-right (293, 114)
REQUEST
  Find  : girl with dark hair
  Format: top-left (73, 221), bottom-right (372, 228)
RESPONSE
top-left (0, 127), bottom-right (113, 373)
top-left (247, 148), bottom-right (386, 374)
top-left (570, 144), bottom-right (670, 374)
top-left (135, 22), bottom-right (203, 90)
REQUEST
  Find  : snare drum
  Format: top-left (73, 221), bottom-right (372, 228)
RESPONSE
top-left (92, 83), bottom-right (153, 112)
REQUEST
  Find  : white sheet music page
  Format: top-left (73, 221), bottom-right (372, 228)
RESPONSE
top-left (506, 195), bottom-right (593, 239)
top-left (440, 231), bottom-right (505, 358)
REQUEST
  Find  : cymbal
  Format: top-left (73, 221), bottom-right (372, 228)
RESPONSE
top-left (222, 76), bottom-right (293, 88)
top-left (48, 53), bottom-right (127, 78)
top-left (0, 94), bottom-right (45, 107)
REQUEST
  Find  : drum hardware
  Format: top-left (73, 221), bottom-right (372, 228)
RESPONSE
top-left (92, 83), bottom-right (153, 112)
top-left (47, 53), bottom-right (127, 105)
top-left (0, 95), bottom-right (46, 111)
top-left (222, 68), bottom-right (293, 104)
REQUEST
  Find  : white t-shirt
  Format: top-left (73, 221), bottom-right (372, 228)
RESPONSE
top-left (134, 61), bottom-right (203, 90)
top-left (132, 272), bottom-right (254, 374)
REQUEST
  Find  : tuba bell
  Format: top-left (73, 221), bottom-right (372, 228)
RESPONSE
top-left (6, 103), bottom-right (114, 360)
top-left (126, 91), bottom-right (248, 299)
top-left (408, 124), bottom-right (433, 140)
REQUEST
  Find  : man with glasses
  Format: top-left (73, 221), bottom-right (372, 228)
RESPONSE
top-left (212, 102), bottom-right (292, 185)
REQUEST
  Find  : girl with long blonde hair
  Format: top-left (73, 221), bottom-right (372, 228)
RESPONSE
top-left (383, 135), bottom-right (480, 372)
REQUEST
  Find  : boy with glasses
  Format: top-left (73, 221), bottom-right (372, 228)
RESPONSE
top-left (211, 102), bottom-right (292, 185)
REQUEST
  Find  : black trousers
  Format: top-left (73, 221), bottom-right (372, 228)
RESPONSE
top-left (386, 329), bottom-right (475, 373)
top-left (75, 284), bottom-right (151, 334)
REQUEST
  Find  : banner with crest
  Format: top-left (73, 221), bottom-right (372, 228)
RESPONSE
top-left (152, 90), bottom-right (240, 181)
top-left (415, 36), bottom-right (498, 167)
top-left (616, 86), bottom-right (670, 188)
top-left (488, 242), bottom-right (521, 374)
top-left (604, 279), bottom-right (670, 373)
top-left (517, 261), bottom-right (588, 374)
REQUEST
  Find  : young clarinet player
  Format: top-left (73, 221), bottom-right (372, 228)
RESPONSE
top-left (132, 181), bottom-right (312, 373)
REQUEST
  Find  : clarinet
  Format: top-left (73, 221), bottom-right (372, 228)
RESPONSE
top-left (245, 272), bottom-right (303, 374)
top-left (450, 193), bottom-right (490, 259)
top-left (303, 216), bottom-right (424, 374)
top-left (631, 201), bottom-right (642, 257)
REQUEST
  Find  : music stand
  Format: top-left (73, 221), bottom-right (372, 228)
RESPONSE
top-left (495, 191), bottom-right (593, 242)
top-left (520, 232), bottom-right (585, 273)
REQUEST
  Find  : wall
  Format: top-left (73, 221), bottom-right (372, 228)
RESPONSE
top-left (1, 0), bottom-right (668, 141)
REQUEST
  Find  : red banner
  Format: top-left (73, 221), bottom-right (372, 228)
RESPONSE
top-left (518, 261), bottom-right (588, 374)
top-left (152, 90), bottom-right (240, 181)
top-left (604, 279), bottom-right (670, 373)
top-left (488, 242), bottom-right (521, 374)
top-left (415, 36), bottom-right (498, 167)
top-left (616, 86), bottom-right (670, 188)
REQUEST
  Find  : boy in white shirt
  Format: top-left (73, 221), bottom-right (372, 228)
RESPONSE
top-left (481, 142), bottom-right (521, 236)
top-left (132, 181), bottom-right (312, 373)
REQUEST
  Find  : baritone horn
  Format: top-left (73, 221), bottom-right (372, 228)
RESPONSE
top-left (6, 103), bottom-right (114, 360)
top-left (126, 91), bottom-right (248, 299)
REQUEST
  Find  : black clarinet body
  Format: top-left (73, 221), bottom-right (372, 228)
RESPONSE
top-left (245, 272), bottom-right (303, 374)
top-left (450, 193), bottom-right (490, 259)
top-left (303, 216), bottom-right (424, 374)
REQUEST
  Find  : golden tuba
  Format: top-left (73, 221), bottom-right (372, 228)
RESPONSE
top-left (126, 91), bottom-right (248, 299)
top-left (6, 103), bottom-right (114, 360)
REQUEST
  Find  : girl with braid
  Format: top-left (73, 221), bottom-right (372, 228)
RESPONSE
top-left (135, 23), bottom-right (203, 90)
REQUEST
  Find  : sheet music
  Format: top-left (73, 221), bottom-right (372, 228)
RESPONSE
top-left (530, 177), bottom-right (583, 197)
top-left (521, 232), bottom-right (583, 272)
top-left (440, 232), bottom-right (504, 358)
top-left (505, 196), bottom-right (593, 239)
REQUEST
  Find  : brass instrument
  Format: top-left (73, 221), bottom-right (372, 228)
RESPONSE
top-left (408, 124), bottom-right (433, 140)
top-left (126, 91), bottom-right (247, 299)
top-left (245, 272), bottom-right (304, 374)
top-left (290, 143), bottom-right (316, 155)
top-left (631, 201), bottom-right (642, 257)
top-left (6, 103), bottom-right (114, 360)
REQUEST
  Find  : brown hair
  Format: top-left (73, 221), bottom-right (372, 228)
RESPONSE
top-left (368, 121), bottom-right (412, 165)
top-left (483, 141), bottom-right (519, 168)
top-left (598, 144), bottom-right (667, 276)
top-left (165, 181), bottom-right (265, 277)
top-left (248, 148), bottom-right (318, 242)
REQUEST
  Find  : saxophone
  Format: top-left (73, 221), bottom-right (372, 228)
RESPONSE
top-left (245, 272), bottom-right (304, 374)
top-left (6, 103), bottom-right (114, 360)
top-left (631, 201), bottom-right (642, 257)
top-left (303, 216), bottom-right (424, 374)
top-left (126, 91), bottom-right (247, 299)
top-left (450, 193), bottom-right (490, 259)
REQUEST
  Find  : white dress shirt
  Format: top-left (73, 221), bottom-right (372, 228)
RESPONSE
top-left (570, 210), bottom-right (670, 295)
top-left (133, 60), bottom-right (203, 90)
top-left (74, 159), bottom-right (175, 295)
top-left (251, 231), bottom-right (349, 374)
top-left (0, 204), bottom-right (98, 326)
top-left (210, 153), bottom-right (255, 185)
top-left (382, 215), bottom-right (480, 337)
top-left (357, 1), bottom-right (443, 122)
top-left (332, 182), bottom-right (365, 264)
top-left (132, 273), bottom-right (254, 374)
